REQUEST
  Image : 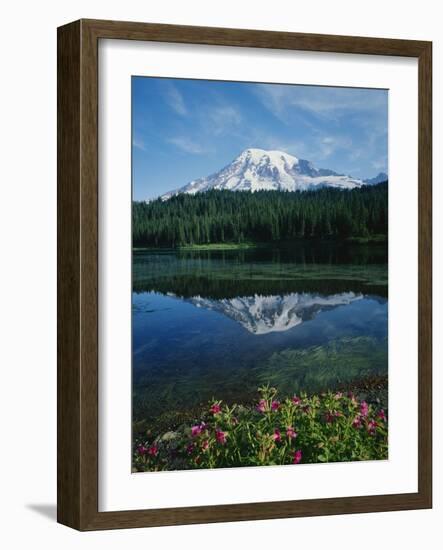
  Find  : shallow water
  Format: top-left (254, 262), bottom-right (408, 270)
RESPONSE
top-left (132, 245), bottom-right (388, 425)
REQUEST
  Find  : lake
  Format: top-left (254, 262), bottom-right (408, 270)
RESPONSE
top-left (132, 244), bottom-right (388, 430)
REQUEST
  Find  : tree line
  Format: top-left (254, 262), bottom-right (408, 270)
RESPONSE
top-left (133, 182), bottom-right (388, 247)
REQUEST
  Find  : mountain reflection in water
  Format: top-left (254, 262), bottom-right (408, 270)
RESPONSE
top-left (176, 292), bottom-right (364, 335)
top-left (132, 247), bottom-right (388, 423)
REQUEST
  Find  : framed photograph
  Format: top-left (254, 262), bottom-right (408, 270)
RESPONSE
top-left (57, 19), bottom-right (432, 530)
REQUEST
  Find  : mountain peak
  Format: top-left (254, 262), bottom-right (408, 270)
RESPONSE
top-left (363, 172), bottom-right (388, 185)
top-left (159, 148), bottom-right (380, 200)
top-left (237, 148), bottom-right (299, 165)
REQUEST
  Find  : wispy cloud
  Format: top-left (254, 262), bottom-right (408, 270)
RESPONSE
top-left (260, 136), bottom-right (310, 158)
top-left (167, 136), bottom-right (209, 154)
top-left (317, 135), bottom-right (353, 159)
top-left (256, 84), bottom-right (387, 122)
top-left (262, 133), bottom-right (352, 163)
top-left (371, 156), bottom-right (388, 172)
top-left (165, 84), bottom-right (188, 116)
top-left (206, 105), bottom-right (242, 135)
top-left (132, 136), bottom-right (146, 151)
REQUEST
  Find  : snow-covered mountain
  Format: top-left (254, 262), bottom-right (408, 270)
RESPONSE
top-left (181, 291), bottom-right (363, 335)
top-left (363, 172), bottom-right (388, 185)
top-left (160, 148), bottom-right (377, 200)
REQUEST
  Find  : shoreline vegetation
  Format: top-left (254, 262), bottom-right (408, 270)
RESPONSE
top-left (133, 235), bottom-right (387, 252)
top-left (133, 382), bottom-right (388, 472)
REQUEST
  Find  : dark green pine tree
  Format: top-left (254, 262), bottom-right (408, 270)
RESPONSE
top-left (132, 182), bottom-right (388, 247)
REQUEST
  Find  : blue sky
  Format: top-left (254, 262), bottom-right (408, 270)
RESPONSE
top-left (132, 77), bottom-right (388, 200)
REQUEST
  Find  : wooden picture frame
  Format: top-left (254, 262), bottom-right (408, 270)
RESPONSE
top-left (57, 19), bottom-right (432, 530)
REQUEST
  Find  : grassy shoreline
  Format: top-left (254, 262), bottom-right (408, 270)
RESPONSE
top-left (133, 235), bottom-right (387, 252)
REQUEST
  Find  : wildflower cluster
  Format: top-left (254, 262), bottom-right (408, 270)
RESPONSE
top-left (133, 386), bottom-right (388, 471)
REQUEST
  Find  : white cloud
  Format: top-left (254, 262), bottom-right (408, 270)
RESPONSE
top-left (256, 84), bottom-right (387, 122)
top-left (165, 84), bottom-right (187, 116)
top-left (262, 133), bottom-right (352, 162)
top-left (261, 136), bottom-right (309, 158)
top-left (318, 135), bottom-right (353, 159)
top-left (167, 136), bottom-right (208, 154)
top-left (371, 157), bottom-right (388, 171)
top-left (206, 105), bottom-right (242, 135)
top-left (132, 136), bottom-right (146, 151)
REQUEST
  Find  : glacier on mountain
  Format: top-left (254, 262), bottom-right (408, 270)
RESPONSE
top-left (160, 148), bottom-right (381, 200)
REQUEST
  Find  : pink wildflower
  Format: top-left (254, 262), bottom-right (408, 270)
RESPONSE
top-left (186, 442), bottom-right (195, 454)
top-left (325, 411), bottom-right (342, 423)
top-left (286, 427), bottom-right (297, 439)
top-left (360, 400), bottom-right (369, 417)
top-left (293, 450), bottom-right (302, 464)
top-left (256, 399), bottom-right (267, 413)
top-left (273, 428), bottom-right (282, 442)
top-left (191, 425), bottom-right (203, 437)
top-left (367, 419), bottom-right (378, 435)
top-left (271, 400), bottom-right (280, 411)
top-left (210, 403), bottom-right (221, 415)
top-left (191, 422), bottom-right (206, 437)
top-left (334, 392), bottom-right (343, 399)
top-left (291, 395), bottom-right (301, 405)
top-left (147, 445), bottom-right (158, 457)
top-left (352, 415), bottom-right (362, 429)
top-left (201, 440), bottom-right (209, 452)
top-left (137, 444), bottom-right (148, 456)
top-left (215, 429), bottom-right (227, 445)
top-left (377, 409), bottom-right (386, 422)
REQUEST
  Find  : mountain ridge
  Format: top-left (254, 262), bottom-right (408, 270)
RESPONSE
top-left (363, 172), bottom-right (389, 185)
top-left (159, 148), bottom-right (387, 201)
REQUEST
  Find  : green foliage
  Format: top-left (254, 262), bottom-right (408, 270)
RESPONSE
top-left (133, 183), bottom-right (388, 247)
top-left (133, 385), bottom-right (388, 471)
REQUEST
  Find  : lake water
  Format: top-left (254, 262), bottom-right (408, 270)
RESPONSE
top-left (132, 245), bottom-right (388, 429)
